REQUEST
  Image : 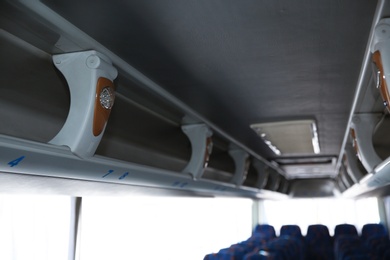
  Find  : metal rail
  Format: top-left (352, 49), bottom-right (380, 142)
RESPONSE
top-left (0, 134), bottom-right (288, 199)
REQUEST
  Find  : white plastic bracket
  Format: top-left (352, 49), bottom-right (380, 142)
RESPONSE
top-left (371, 18), bottom-right (390, 56)
top-left (229, 147), bottom-right (250, 186)
top-left (49, 50), bottom-right (118, 158)
top-left (344, 142), bottom-right (365, 183)
top-left (350, 113), bottom-right (382, 173)
top-left (181, 124), bottom-right (213, 180)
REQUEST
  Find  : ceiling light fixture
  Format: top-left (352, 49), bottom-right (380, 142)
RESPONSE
top-left (250, 119), bottom-right (320, 155)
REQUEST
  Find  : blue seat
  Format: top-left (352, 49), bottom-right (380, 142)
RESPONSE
top-left (383, 248), bottom-right (390, 260)
top-left (254, 236), bottom-right (305, 260)
top-left (203, 253), bottom-right (221, 260)
top-left (305, 224), bottom-right (334, 260)
top-left (243, 250), bottom-right (284, 260)
top-left (365, 234), bottom-right (390, 259)
top-left (306, 224), bottom-right (332, 245)
top-left (253, 224), bottom-right (276, 240)
top-left (334, 235), bottom-right (368, 260)
top-left (343, 254), bottom-right (370, 260)
top-left (334, 224), bottom-right (358, 238)
top-left (280, 225), bottom-right (306, 257)
top-left (246, 234), bottom-right (269, 248)
top-left (280, 225), bottom-right (303, 239)
top-left (361, 223), bottom-right (387, 241)
top-left (204, 230), bottom-right (271, 260)
top-left (218, 243), bottom-right (256, 260)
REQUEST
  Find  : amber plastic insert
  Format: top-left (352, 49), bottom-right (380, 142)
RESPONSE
top-left (93, 77), bottom-right (115, 136)
top-left (373, 51), bottom-right (390, 110)
top-left (350, 128), bottom-right (360, 160)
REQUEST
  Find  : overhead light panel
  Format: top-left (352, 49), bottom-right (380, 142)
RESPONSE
top-left (250, 119), bottom-right (320, 155)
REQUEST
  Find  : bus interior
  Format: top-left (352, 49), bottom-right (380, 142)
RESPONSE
top-left (2, 0), bottom-right (390, 259)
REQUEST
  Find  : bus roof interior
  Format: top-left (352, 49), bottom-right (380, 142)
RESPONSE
top-left (2, 0), bottom-right (390, 199)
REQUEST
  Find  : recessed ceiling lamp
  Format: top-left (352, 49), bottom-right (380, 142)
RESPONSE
top-left (250, 119), bottom-right (320, 155)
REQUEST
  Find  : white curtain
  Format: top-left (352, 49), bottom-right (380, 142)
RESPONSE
top-left (77, 196), bottom-right (252, 260)
top-left (0, 195), bottom-right (72, 260)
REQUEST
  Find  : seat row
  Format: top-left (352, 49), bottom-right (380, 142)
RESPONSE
top-left (333, 224), bottom-right (390, 260)
top-left (204, 223), bottom-right (389, 260)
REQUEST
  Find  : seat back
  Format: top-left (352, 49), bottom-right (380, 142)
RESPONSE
top-left (361, 223), bottom-right (387, 241)
top-left (280, 225), bottom-right (303, 239)
top-left (306, 224), bottom-right (332, 244)
top-left (334, 224), bottom-right (358, 238)
top-left (305, 224), bottom-right (334, 259)
top-left (334, 235), bottom-right (364, 260)
top-left (253, 224), bottom-right (276, 240)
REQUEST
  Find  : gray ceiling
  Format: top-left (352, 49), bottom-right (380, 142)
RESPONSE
top-left (0, 0), bottom-right (381, 186)
top-left (44, 0), bottom-right (377, 165)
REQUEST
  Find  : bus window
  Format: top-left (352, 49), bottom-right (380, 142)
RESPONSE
top-left (0, 195), bottom-right (73, 260)
top-left (77, 196), bottom-right (252, 260)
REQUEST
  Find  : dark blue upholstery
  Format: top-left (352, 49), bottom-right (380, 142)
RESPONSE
top-left (253, 224), bottom-right (276, 240)
top-left (305, 224), bottom-right (334, 260)
top-left (253, 236), bottom-right (305, 260)
top-left (243, 250), bottom-right (284, 260)
top-left (383, 248), bottom-right (390, 260)
top-left (280, 225), bottom-right (303, 239)
top-left (204, 223), bottom-right (390, 260)
top-left (204, 235), bottom-right (270, 260)
top-left (343, 254), bottom-right (370, 260)
top-left (203, 253), bottom-right (222, 260)
top-left (365, 234), bottom-right (390, 259)
top-left (334, 224), bottom-right (358, 238)
top-left (248, 234), bottom-right (269, 246)
top-left (334, 235), bottom-right (369, 260)
top-left (280, 226), bottom-right (305, 259)
top-left (361, 223), bottom-right (387, 241)
top-left (217, 248), bottom-right (247, 260)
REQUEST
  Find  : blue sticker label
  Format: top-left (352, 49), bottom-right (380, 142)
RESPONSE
top-left (102, 170), bottom-right (114, 178)
top-left (8, 156), bottom-right (25, 167)
top-left (119, 172), bottom-right (129, 180)
top-left (172, 181), bottom-right (189, 188)
top-left (172, 181), bottom-right (180, 187)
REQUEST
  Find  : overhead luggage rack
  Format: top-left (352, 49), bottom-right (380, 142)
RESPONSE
top-left (0, 134), bottom-right (289, 199)
top-left (1, 0), bottom-right (385, 198)
top-left (343, 13), bottom-right (390, 197)
top-left (0, 0), bottom-right (296, 198)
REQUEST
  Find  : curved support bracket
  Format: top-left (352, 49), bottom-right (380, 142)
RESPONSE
top-left (344, 142), bottom-right (366, 183)
top-left (371, 18), bottom-right (390, 56)
top-left (350, 114), bottom-right (382, 173)
top-left (339, 164), bottom-right (353, 188)
top-left (278, 178), bottom-right (289, 194)
top-left (252, 160), bottom-right (269, 189)
top-left (265, 169), bottom-right (280, 191)
top-left (49, 50), bottom-right (118, 158)
top-left (228, 148), bottom-right (250, 186)
top-left (371, 19), bottom-right (390, 110)
top-left (336, 175), bottom-right (347, 192)
top-left (181, 124), bottom-right (213, 180)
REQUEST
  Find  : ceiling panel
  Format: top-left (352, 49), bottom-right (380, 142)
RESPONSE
top-left (42, 0), bottom-right (377, 169)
